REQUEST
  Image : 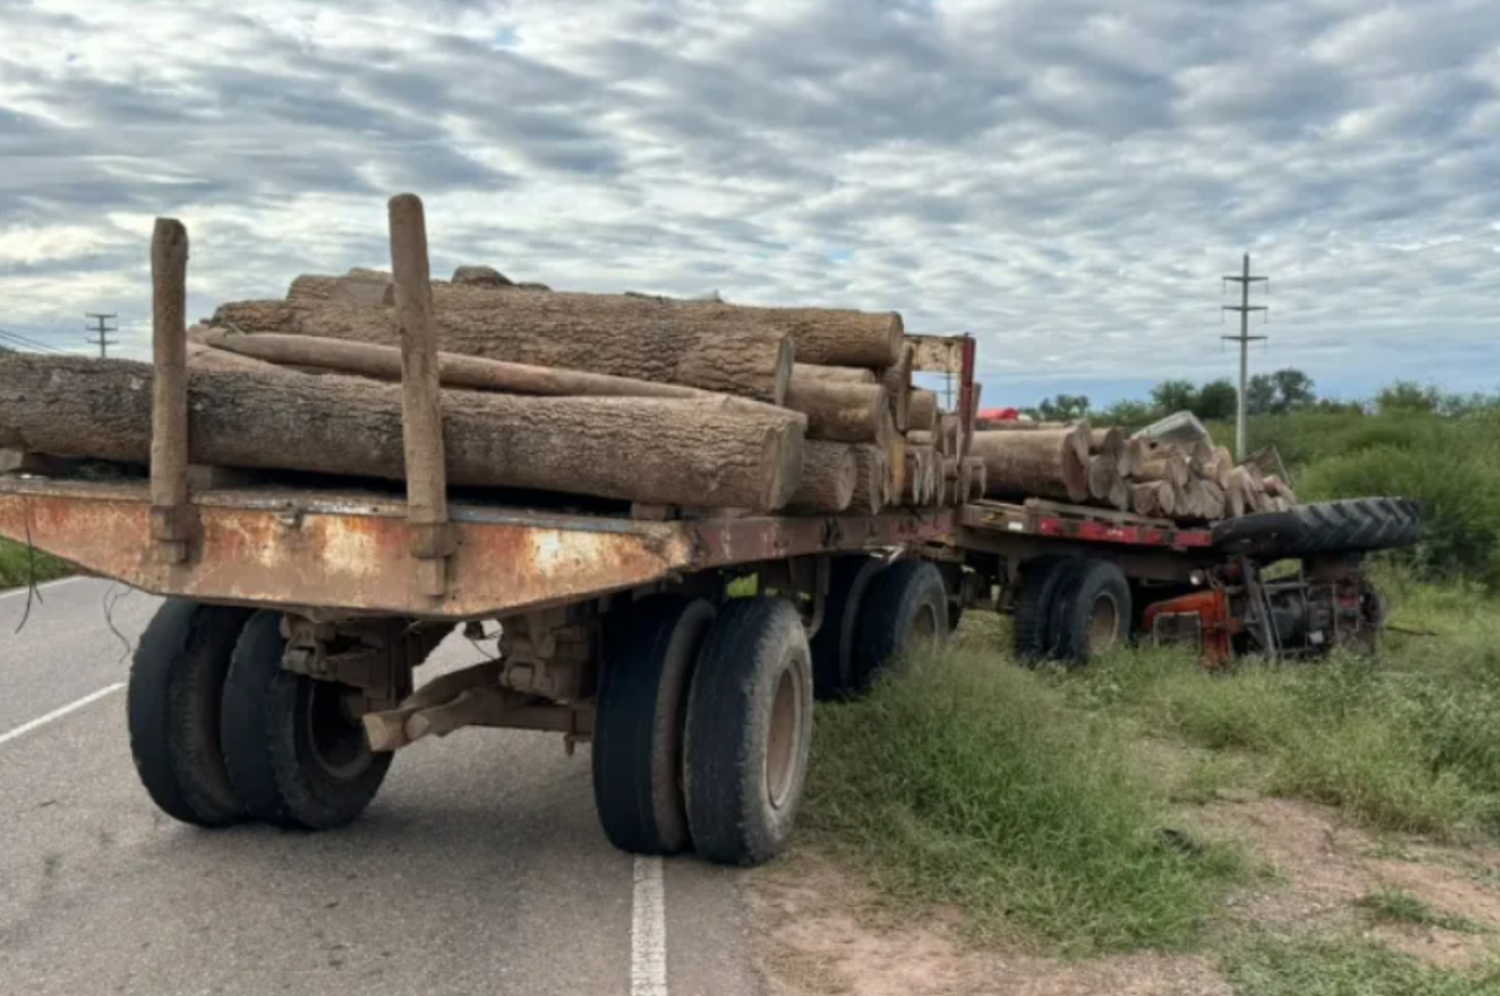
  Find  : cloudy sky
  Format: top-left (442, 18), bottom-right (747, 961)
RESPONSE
top-left (2, 0), bottom-right (1498, 406)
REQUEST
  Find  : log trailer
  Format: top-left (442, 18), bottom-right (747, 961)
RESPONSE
top-left (0, 318), bottom-right (1420, 869)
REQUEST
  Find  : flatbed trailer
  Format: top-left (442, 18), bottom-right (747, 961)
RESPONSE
top-left (0, 469), bottom-right (1415, 866)
top-left (0, 213), bottom-right (1419, 865)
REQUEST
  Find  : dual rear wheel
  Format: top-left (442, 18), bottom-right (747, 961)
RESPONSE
top-left (1013, 557), bottom-right (1132, 667)
top-left (130, 555), bottom-right (954, 866)
top-left (593, 555), bottom-right (952, 866)
top-left (128, 602), bottom-right (391, 832)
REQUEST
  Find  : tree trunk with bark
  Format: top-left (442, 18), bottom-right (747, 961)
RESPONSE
top-left (192, 329), bottom-right (756, 403)
top-left (1201, 480), bottom-right (1227, 521)
top-left (882, 343), bottom-right (914, 431)
top-left (908, 389), bottom-right (938, 432)
top-left (1131, 451), bottom-right (1190, 488)
top-left (1090, 427), bottom-right (1126, 464)
top-left (1130, 481), bottom-right (1176, 518)
top-left (213, 290), bottom-right (797, 404)
top-left (849, 444), bottom-right (888, 514)
top-left (0, 355), bottom-right (805, 511)
top-left (784, 372), bottom-right (890, 444)
top-left (794, 363), bottom-right (878, 385)
top-left (971, 427), bottom-right (1090, 503)
top-left (786, 441), bottom-right (856, 513)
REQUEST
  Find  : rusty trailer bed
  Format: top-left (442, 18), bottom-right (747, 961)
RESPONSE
top-left (0, 477), bottom-right (955, 620)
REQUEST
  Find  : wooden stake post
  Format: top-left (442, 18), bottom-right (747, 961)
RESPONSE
top-left (388, 194), bottom-right (454, 599)
top-left (150, 218), bottom-right (193, 565)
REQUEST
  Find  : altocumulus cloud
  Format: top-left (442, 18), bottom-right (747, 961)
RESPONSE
top-left (1, 0), bottom-right (1498, 403)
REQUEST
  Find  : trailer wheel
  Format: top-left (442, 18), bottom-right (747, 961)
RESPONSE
top-left (221, 611), bottom-right (391, 830)
top-left (1012, 556), bottom-right (1071, 664)
top-left (684, 597), bottom-right (813, 866)
top-left (809, 555), bottom-right (884, 701)
top-left (1049, 559), bottom-right (1132, 666)
top-left (853, 559), bottom-right (949, 688)
top-left (128, 600), bottom-right (254, 828)
top-left (593, 595), bottom-right (716, 855)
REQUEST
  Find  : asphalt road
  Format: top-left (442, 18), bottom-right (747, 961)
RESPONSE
top-left (0, 579), bottom-right (763, 996)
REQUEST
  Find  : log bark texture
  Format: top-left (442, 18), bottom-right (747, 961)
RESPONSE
top-left (287, 272), bottom-right (394, 306)
top-left (784, 372), bottom-right (890, 444)
top-left (795, 363), bottom-right (878, 385)
top-left (191, 329), bottom-right (744, 403)
top-left (675, 300), bottom-right (902, 367)
top-left (186, 340), bottom-right (282, 373)
top-left (1090, 427), bottom-right (1126, 463)
top-left (787, 441), bottom-right (856, 513)
top-left (972, 427), bottom-right (1090, 503)
top-left (1087, 456), bottom-right (1118, 502)
top-left (1201, 480), bottom-right (1227, 521)
top-left (850, 444), bottom-right (888, 514)
top-left (0, 355), bottom-right (805, 511)
top-left (882, 343), bottom-right (914, 432)
top-left (213, 289), bottom-right (796, 404)
top-left (908, 389), bottom-right (938, 432)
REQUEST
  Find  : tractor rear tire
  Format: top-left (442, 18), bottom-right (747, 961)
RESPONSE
top-left (1211, 498), bottom-right (1422, 558)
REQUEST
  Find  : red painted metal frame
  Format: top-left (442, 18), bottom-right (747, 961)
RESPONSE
top-left (959, 501), bottom-right (1214, 550)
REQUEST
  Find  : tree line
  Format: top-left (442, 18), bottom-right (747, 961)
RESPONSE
top-left (1025, 369), bottom-right (1498, 428)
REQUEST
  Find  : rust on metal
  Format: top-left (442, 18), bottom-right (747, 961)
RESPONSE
top-left (0, 479), bottom-right (953, 620)
top-left (906, 334), bottom-right (967, 375)
top-left (0, 480), bottom-right (691, 620)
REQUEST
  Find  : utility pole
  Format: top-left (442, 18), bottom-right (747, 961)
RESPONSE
top-left (1222, 254), bottom-right (1267, 460)
top-left (84, 312), bottom-right (118, 359)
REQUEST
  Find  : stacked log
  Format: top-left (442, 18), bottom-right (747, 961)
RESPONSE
top-left (5, 201), bottom-right (976, 518)
top-left (787, 442), bottom-right (857, 513)
top-left (971, 425), bottom-right (1090, 503)
top-left (908, 390), bottom-right (938, 432)
top-left (963, 409), bottom-right (1300, 525)
top-left (0, 354), bottom-right (804, 511)
top-left (882, 343), bottom-right (914, 431)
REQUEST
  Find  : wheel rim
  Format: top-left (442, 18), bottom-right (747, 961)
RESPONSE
top-left (303, 681), bottom-right (374, 781)
top-left (1087, 594), bottom-right (1121, 655)
top-left (765, 665), bottom-right (805, 811)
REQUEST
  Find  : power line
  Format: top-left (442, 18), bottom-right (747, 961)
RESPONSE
top-left (1222, 253), bottom-right (1268, 460)
top-left (0, 327), bottom-right (71, 355)
top-left (85, 313), bottom-right (118, 359)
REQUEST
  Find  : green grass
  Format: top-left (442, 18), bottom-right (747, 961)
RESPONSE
top-left (1357, 889), bottom-right (1486, 934)
top-left (0, 537), bottom-right (70, 590)
top-left (1223, 936), bottom-right (1500, 996)
top-left (802, 644), bottom-right (1243, 954)
top-left (802, 574), bottom-right (1500, 961)
top-left (1058, 579), bottom-right (1500, 838)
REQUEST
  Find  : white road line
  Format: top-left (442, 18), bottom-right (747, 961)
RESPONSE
top-left (0, 576), bottom-right (85, 601)
top-left (0, 683), bottom-right (125, 748)
top-left (631, 855), bottom-right (669, 996)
